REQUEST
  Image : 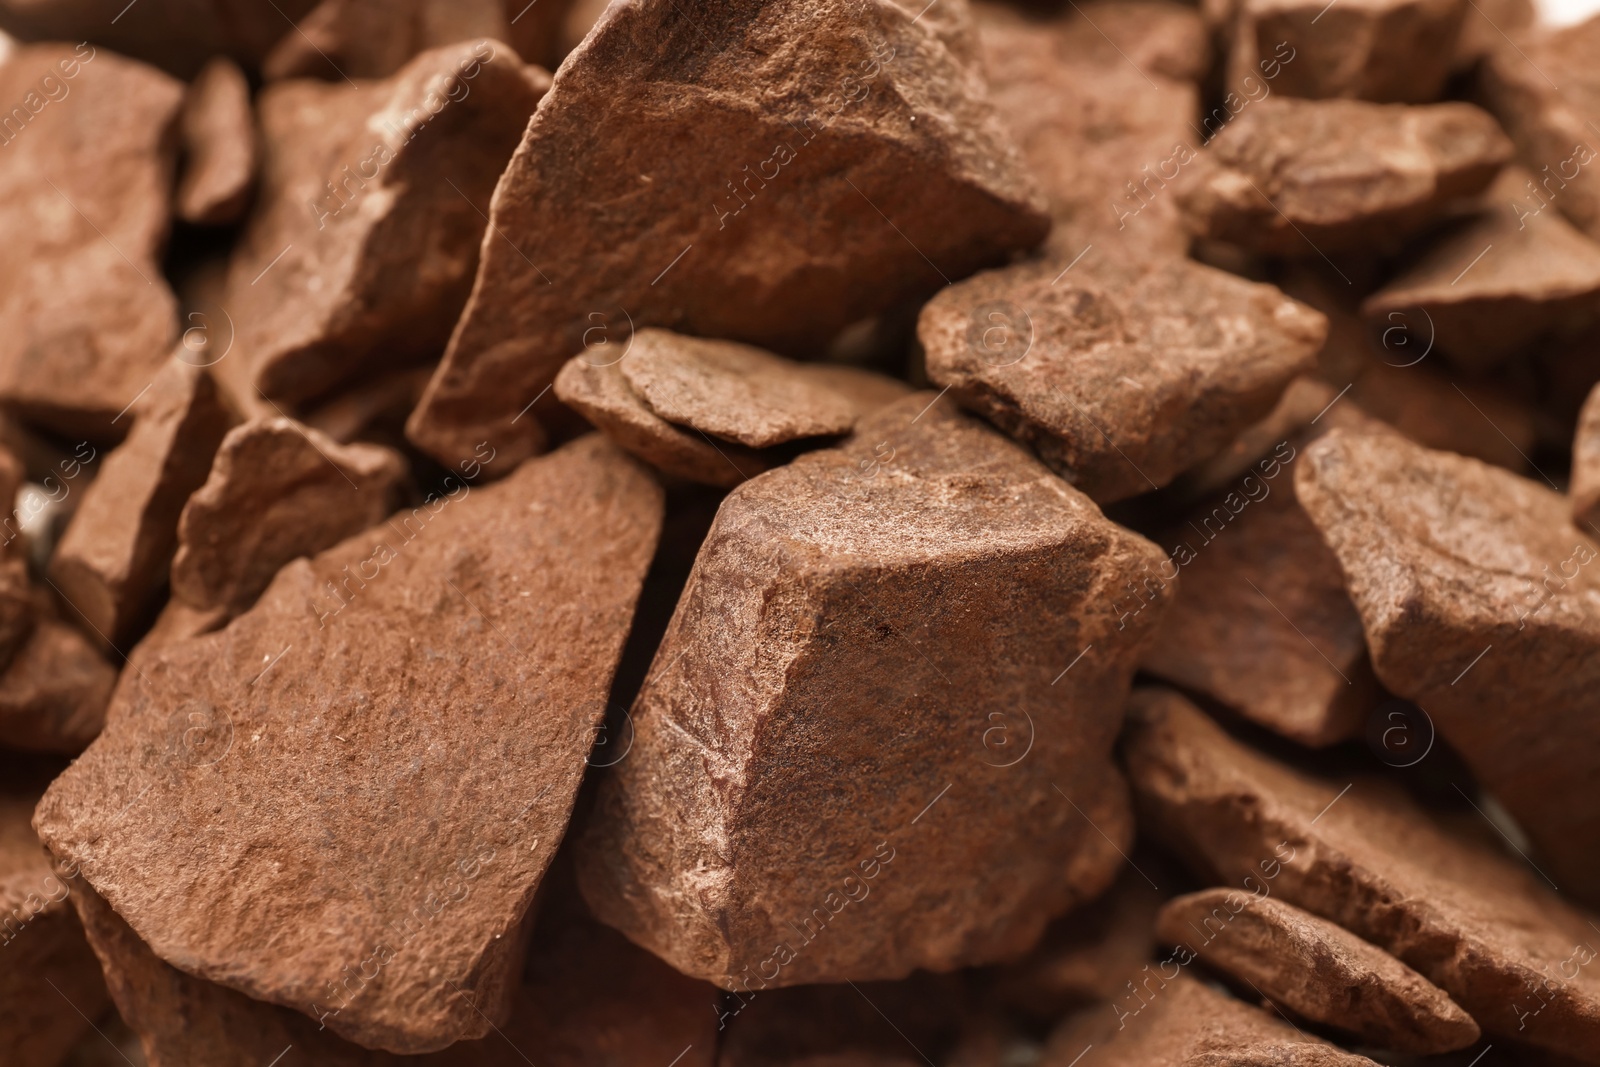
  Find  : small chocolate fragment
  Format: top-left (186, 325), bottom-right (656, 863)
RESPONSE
top-left (36, 436), bottom-right (663, 1054)
top-left (920, 251), bottom-right (1325, 502)
top-left (1362, 167), bottom-right (1600, 371)
top-left (406, 0), bottom-right (1049, 467)
top-left (1156, 888), bottom-right (1480, 1053)
top-left (1125, 688), bottom-right (1600, 1063)
top-left (49, 361), bottom-right (233, 649)
top-left (1227, 0), bottom-right (1466, 104)
top-left (1572, 382), bottom-right (1600, 530)
top-left (0, 619), bottom-right (117, 754)
top-left (1043, 972), bottom-right (1379, 1066)
top-left (226, 40), bottom-right (548, 407)
top-left (579, 395), bottom-right (1169, 987)
top-left (175, 57), bottom-right (257, 226)
top-left (170, 418), bottom-right (405, 619)
top-left (1297, 428), bottom-right (1600, 904)
top-left (0, 45), bottom-right (183, 440)
top-left (1, 757), bottom-right (108, 1066)
top-left (1177, 98), bottom-right (1510, 255)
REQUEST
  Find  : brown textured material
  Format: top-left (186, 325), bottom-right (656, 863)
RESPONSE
top-left (1457, 0), bottom-right (1533, 68)
top-left (1296, 427), bottom-right (1600, 905)
top-left (1042, 972), bottom-right (1380, 1066)
top-left (1125, 687), bottom-right (1600, 1063)
top-left (1362, 167), bottom-right (1600, 371)
top-left (34, 436), bottom-right (664, 1054)
top-left (1156, 889), bottom-right (1480, 1053)
top-left (175, 57), bottom-right (256, 225)
top-left (1573, 383), bottom-right (1600, 530)
top-left (0, 618), bottom-right (117, 755)
top-left (405, 0), bottom-right (1050, 468)
top-left (919, 251), bottom-right (1325, 502)
top-left (578, 394), bottom-right (1170, 987)
top-left (0, 758), bottom-right (108, 1067)
top-left (975, 0), bottom-right (1206, 260)
top-left (1178, 98), bottom-right (1510, 254)
top-left (48, 361), bottom-right (233, 650)
top-left (0, 44), bottom-right (183, 440)
top-left (717, 975), bottom-right (967, 1067)
top-left (170, 417), bottom-right (406, 619)
top-left (1227, 0), bottom-right (1465, 104)
top-left (224, 40), bottom-right (548, 409)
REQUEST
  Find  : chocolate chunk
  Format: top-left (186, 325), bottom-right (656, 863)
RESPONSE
top-left (1156, 888), bottom-right (1480, 1053)
top-left (619, 332), bottom-right (861, 449)
top-left (0, 45), bottom-right (183, 440)
top-left (1, 757), bottom-right (108, 1065)
top-left (554, 357), bottom-right (770, 488)
top-left (1043, 971), bottom-right (1380, 1066)
top-left (1226, 0), bottom-right (1466, 104)
top-left (1362, 167), bottom-right (1600, 372)
top-left (1177, 98), bottom-right (1510, 255)
top-left (1170, 376), bottom-right (1337, 500)
top-left (225, 40), bottom-right (548, 408)
top-left (175, 57), bottom-right (257, 226)
top-left (1141, 429), bottom-right (1378, 746)
top-left (919, 252), bottom-right (1325, 502)
top-left (1573, 383), bottom-right (1600, 530)
top-left (264, 0), bottom-right (573, 79)
top-left (405, 0), bottom-right (1049, 468)
top-left (1125, 687), bottom-right (1600, 1062)
top-left (975, 0), bottom-right (1206, 259)
top-left (35, 435), bottom-right (663, 1053)
top-left (578, 394), bottom-right (1169, 987)
top-left (1295, 426), bottom-right (1600, 905)
top-left (49, 361), bottom-right (233, 649)
top-left (1481, 16), bottom-right (1600, 243)
top-left (170, 418), bottom-right (405, 619)
top-left (302, 366), bottom-right (432, 445)
top-left (0, 618), bottom-right (117, 754)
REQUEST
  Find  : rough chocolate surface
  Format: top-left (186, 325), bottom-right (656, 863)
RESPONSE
top-left (1126, 688), bottom-right (1600, 1063)
top-left (920, 252), bottom-right (1325, 502)
top-left (170, 417), bottom-right (405, 619)
top-left (1295, 427), bottom-right (1600, 906)
top-left (35, 436), bottom-right (664, 1053)
top-left (1178, 98), bottom-right (1510, 254)
top-left (0, 44), bottom-right (183, 439)
top-left (578, 394), bottom-right (1168, 987)
top-left (1573, 382), bottom-right (1600, 530)
top-left (406, 0), bottom-right (1049, 468)
top-left (174, 57), bottom-right (256, 226)
top-left (0, 618), bottom-right (117, 755)
top-left (225, 40), bottom-right (548, 408)
top-left (1157, 888), bottom-right (1480, 1053)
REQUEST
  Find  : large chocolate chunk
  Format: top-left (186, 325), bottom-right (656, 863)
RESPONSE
top-left (0, 45), bottom-right (183, 439)
top-left (1177, 98), bottom-right (1510, 255)
top-left (1156, 888), bottom-right (1480, 1053)
top-left (225, 40), bottom-right (548, 408)
top-left (174, 57), bottom-right (257, 226)
top-left (405, 0), bottom-right (1049, 467)
top-left (578, 394), bottom-right (1169, 987)
top-left (919, 252), bottom-right (1325, 502)
top-left (34, 436), bottom-right (664, 1053)
top-left (1125, 688), bottom-right (1600, 1063)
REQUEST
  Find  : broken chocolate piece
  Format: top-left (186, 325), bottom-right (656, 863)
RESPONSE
top-left (1156, 888), bottom-right (1480, 1053)
top-left (1572, 382), bottom-right (1600, 530)
top-left (0, 618), bottom-right (117, 754)
top-left (578, 394), bottom-right (1169, 987)
top-left (35, 435), bottom-right (663, 1054)
top-left (225, 40), bottom-right (548, 408)
top-left (170, 418), bottom-right (405, 619)
top-left (1125, 687), bottom-right (1600, 1063)
top-left (406, 0), bottom-right (1049, 467)
top-left (1362, 167), bottom-right (1600, 371)
top-left (1296, 427), bottom-right (1600, 906)
top-left (1177, 98), bottom-right (1510, 255)
top-left (1227, 0), bottom-right (1466, 104)
top-left (1043, 971), bottom-right (1380, 1066)
top-left (49, 360), bottom-right (233, 649)
top-left (920, 251), bottom-right (1325, 502)
top-left (0, 44), bottom-right (183, 440)
top-left (175, 57), bottom-right (257, 226)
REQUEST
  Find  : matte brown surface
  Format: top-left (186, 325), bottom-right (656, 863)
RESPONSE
top-left (1573, 382), bottom-right (1600, 530)
top-left (406, 0), bottom-right (1049, 468)
top-left (0, 618), bottom-right (117, 755)
top-left (174, 57), bottom-right (256, 225)
top-left (34, 436), bottom-right (664, 1053)
top-left (578, 394), bottom-right (1168, 987)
